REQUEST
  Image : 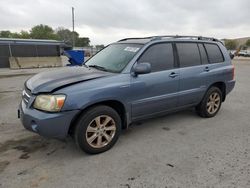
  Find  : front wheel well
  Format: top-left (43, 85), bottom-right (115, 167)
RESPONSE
top-left (68, 100), bottom-right (127, 136)
top-left (209, 82), bottom-right (226, 101)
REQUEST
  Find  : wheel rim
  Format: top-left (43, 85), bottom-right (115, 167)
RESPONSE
top-left (85, 115), bottom-right (116, 148)
top-left (206, 92), bottom-right (221, 115)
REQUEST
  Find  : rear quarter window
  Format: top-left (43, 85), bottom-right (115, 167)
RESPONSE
top-left (176, 43), bottom-right (201, 67)
top-left (198, 43), bottom-right (209, 64)
top-left (204, 43), bottom-right (224, 63)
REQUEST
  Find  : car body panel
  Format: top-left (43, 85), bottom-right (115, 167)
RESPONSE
top-left (19, 100), bottom-right (79, 139)
top-left (26, 66), bottom-right (113, 94)
top-left (19, 38), bottom-right (236, 139)
top-left (130, 68), bottom-right (179, 120)
top-left (178, 65), bottom-right (208, 106)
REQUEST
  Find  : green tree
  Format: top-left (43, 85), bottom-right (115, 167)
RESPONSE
top-left (95, 44), bottom-right (105, 52)
top-left (0, 25), bottom-right (91, 46)
top-left (0, 30), bottom-right (30, 39)
top-left (96, 44), bottom-right (105, 49)
top-left (56, 27), bottom-right (72, 43)
top-left (10, 32), bottom-right (21, 38)
top-left (76, 37), bottom-right (90, 47)
top-left (224, 39), bottom-right (237, 50)
top-left (246, 39), bottom-right (250, 47)
top-left (55, 28), bottom-right (90, 47)
top-left (0, 30), bottom-right (12, 38)
top-left (19, 30), bottom-right (30, 39)
top-left (30, 24), bottom-right (57, 40)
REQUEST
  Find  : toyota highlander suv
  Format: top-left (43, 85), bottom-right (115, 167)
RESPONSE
top-left (18, 35), bottom-right (235, 154)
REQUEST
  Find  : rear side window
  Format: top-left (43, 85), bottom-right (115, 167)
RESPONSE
top-left (198, 43), bottom-right (209, 64)
top-left (204, 44), bottom-right (224, 63)
top-left (176, 43), bottom-right (201, 67)
top-left (138, 43), bottom-right (174, 72)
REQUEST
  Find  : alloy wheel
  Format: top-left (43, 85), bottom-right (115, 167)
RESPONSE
top-left (85, 115), bottom-right (116, 148)
top-left (206, 92), bottom-right (221, 115)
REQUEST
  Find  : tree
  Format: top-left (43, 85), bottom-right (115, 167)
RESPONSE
top-left (0, 30), bottom-right (30, 39)
top-left (0, 30), bottom-right (12, 38)
top-left (95, 44), bottom-right (105, 51)
top-left (30, 24), bottom-right (57, 40)
top-left (10, 32), bottom-right (20, 38)
top-left (56, 27), bottom-right (72, 43)
top-left (19, 30), bottom-right (30, 39)
top-left (95, 44), bottom-right (105, 49)
top-left (0, 24), bottom-right (91, 46)
top-left (224, 39), bottom-right (237, 50)
top-left (246, 39), bottom-right (250, 47)
top-left (75, 37), bottom-right (90, 47)
top-left (55, 28), bottom-right (90, 47)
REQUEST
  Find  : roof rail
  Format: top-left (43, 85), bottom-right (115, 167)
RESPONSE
top-left (117, 35), bottom-right (223, 44)
top-left (117, 37), bottom-right (152, 42)
top-left (150, 35), bottom-right (221, 42)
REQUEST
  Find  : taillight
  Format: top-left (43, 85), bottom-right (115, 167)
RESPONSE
top-left (232, 65), bottom-right (235, 80)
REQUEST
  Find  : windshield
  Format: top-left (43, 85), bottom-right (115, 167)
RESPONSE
top-left (85, 43), bottom-right (142, 73)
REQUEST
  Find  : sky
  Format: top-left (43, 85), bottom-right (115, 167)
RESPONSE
top-left (0, 0), bottom-right (250, 45)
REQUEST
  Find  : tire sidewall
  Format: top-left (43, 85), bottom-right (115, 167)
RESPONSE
top-left (75, 106), bottom-right (121, 154)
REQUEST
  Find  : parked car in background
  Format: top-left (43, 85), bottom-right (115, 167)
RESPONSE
top-left (245, 51), bottom-right (250, 57)
top-left (19, 35), bottom-right (235, 154)
top-left (238, 50), bottom-right (250, 57)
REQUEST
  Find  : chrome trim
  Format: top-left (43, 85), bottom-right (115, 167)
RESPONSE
top-left (23, 90), bottom-right (30, 98)
top-left (23, 98), bottom-right (29, 104)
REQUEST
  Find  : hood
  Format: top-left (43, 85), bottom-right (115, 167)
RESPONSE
top-left (26, 67), bottom-right (113, 94)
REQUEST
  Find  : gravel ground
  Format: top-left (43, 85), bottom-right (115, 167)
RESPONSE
top-left (0, 60), bottom-right (249, 188)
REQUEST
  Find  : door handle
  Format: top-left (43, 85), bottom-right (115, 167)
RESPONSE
top-left (169, 72), bottom-right (178, 78)
top-left (204, 66), bottom-right (210, 72)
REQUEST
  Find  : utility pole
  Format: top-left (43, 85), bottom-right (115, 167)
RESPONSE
top-left (72, 7), bottom-right (75, 47)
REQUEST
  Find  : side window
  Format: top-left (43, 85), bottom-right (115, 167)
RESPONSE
top-left (176, 43), bottom-right (201, 67)
top-left (204, 43), bottom-right (224, 63)
top-left (138, 43), bottom-right (174, 72)
top-left (198, 43), bottom-right (209, 64)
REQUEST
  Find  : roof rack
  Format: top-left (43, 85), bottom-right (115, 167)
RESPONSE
top-left (151, 35), bottom-right (220, 42)
top-left (117, 37), bottom-right (153, 42)
top-left (118, 35), bottom-right (223, 44)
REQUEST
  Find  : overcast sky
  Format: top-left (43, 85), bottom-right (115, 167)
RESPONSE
top-left (1, 0), bottom-right (250, 45)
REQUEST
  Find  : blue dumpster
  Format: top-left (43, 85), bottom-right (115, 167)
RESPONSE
top-left (64, 50), bottom-right (85, 66)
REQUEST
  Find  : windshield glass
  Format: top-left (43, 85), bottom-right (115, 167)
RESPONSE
top-left (85, 43), bottom-right (142, 73)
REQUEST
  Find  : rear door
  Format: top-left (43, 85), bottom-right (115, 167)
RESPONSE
top-left (176, 42), bottom-right (208, 107)
top-left (130, 43), bottom-right (179, 120)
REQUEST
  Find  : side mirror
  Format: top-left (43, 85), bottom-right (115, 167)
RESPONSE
top-left (133, 62), bottom-right (151, 76)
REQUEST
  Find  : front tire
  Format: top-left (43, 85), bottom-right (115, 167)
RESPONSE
top-left (74, 105), bottom-right (121, 154)
top-left (196, 87), bottom-right (222, 118)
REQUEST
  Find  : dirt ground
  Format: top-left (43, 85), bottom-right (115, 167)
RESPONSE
top-left (0, 59), bottom-right (249, 188)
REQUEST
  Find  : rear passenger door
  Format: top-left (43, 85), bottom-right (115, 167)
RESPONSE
top-left (130, 43), bottom-right (179, 120)
top-left (176, 42), bottom-right (208, 107)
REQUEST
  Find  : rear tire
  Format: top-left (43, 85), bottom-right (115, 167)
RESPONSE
top-left (74, 105), bottom-right (121, 154)
top-left (196, 87), bottom-right (222, 118)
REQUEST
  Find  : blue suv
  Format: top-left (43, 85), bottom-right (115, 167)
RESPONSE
top-left (19, 36), bottom-right (235, 154)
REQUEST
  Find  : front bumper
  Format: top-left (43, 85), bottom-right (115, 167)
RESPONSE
top-left (19, 101), bottom-right (79, 139)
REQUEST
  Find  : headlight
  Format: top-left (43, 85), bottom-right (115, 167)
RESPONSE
top-left (33, 94), bottom-right (66, 112)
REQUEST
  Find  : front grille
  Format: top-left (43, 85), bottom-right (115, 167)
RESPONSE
top-left (22, 89), bottom-right (31, 105)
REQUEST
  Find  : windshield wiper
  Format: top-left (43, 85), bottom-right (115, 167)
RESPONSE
top-left (88, 65), bottom-right (108, 72)
top-left (83, 64), bottom-right (89, 68)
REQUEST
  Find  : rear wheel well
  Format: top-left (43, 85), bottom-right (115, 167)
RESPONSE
top-left (68, 100), bottom-right (127, 136)
top-left (209, 82), bottom-right (226, 101)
